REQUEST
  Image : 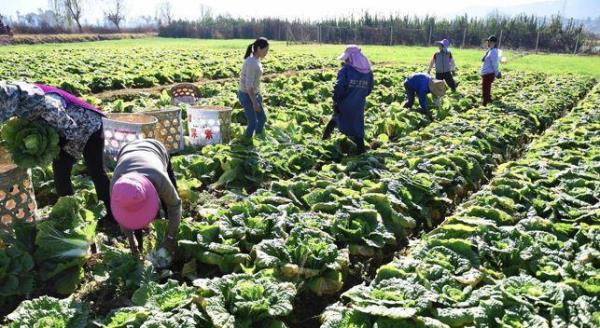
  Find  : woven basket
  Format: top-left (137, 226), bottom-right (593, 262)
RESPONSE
top-left (169, 83), bottom-right (201, 105)
top-left (102, 113), bottom-right (158, 167)
top-left (145, 108), bottom-right (185, 154)
top-left (187, 106), bottom-right (233, 146)
top-left (0, 147), bottom-right (38, 226)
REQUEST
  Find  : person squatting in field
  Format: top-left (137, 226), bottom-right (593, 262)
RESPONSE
top-left (481, 35), bottom-right (502, 106)
top-left (110, 139), bottom-right (182, 259)
top-left (238, 37), bottom-right (270, 139)
top-left (403, 73), bottom-right (448, 121)
top-left (322, 45), bottom-right (375, 155)
top-left (428, 38), bottom-right (458, 92)
top-left (0, 81), bottom-right (113, 224)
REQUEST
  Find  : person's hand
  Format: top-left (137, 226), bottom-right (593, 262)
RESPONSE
top-left (496, 72), bottom-right (502, 79)
top-left (252, 102), bottom-right (261, 113)
top-left (427, 69), bottom-right (431, 75)
top-left (127, 232), bottom-right (142, 259)
top-left (131, 245), bottom-right (141, 259)
top-left (161, 237), bottom-right (177, 257)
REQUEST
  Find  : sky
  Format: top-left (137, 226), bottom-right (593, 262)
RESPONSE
top-left (0, 0), bottom-right (565, 24)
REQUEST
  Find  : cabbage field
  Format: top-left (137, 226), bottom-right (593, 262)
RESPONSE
top-left (0, 39), bottom-right (599, 328)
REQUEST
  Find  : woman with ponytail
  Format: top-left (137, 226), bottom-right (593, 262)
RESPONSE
top-left (238, 37), bottom-right (270, 139)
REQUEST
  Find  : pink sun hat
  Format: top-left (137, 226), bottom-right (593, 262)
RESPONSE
top-left (337, 45), bottom-right (372, 74)
top-left (111, 173), bottom-right (160, 230)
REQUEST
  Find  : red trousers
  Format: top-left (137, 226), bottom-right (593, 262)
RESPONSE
top-left (482, 73), bottom-right (495, 106)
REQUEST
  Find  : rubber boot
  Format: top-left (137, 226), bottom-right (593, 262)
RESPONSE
top-left (322, 119), bottom-right (336, 140)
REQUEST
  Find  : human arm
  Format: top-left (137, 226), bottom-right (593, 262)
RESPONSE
top-left (449, 53), bottom-right (456, 72)
top-left (0, 82), bottom-right (86, 154)
top-left (243, 60), bottom-right (263, 112)
top-left (417, 88), bottom-right (429, 112)
top-left (427, 54), bottom-right (435, 75)
top-left (367, 72), bottom-right (375, 96)
top-left (156, 174), bottom-right (182, 256)
top-left (0, 81), bottom-right (47, 123)
top-left (125, 230), bottom-right (142, 258)
top-left (489, 50), bottom-right (500, 76)
top-left (333, 66), bottom-right (349, 108)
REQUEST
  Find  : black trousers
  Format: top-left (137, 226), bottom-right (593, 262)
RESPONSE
top-left (403, 82), bottom-right (433, 120)
top-left (53, 128), bottom-right (111, 216)
top-left (404, 82), bottom-right (417, 109)
top-left (435, 72), bottom-right (457, 91)
top-left (322, 117), bottom-right (365, 154)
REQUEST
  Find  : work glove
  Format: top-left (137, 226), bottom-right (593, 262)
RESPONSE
top-left (496, 71), bottom-right (502, 79)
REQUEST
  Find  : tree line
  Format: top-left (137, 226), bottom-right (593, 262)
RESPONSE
top-left (1, 0), bottom-right (173, 34)
top-left (2, 1), bottom-right (599, 53)
top-left (159, 13), bottom-right (598, 53)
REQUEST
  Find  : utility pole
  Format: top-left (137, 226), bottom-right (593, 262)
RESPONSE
top-left (318, 25), bottom-right (322, 44)
top-left (389, 25), bottom-right (393, 46)
top-left (573, 33), bottom-right (579, 54)
top-left (428, 24), bottom-right (433, 45)
top-left (535, 30), bottom-right (540, 52)
top-left (461, 27), bottom-right (467, 48)
top-left (498, 29), bottom-right (503, 48)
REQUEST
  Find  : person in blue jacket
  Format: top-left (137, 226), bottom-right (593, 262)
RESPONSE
top-left (322, 45), bottom-right (374, 154)
top-left (403, 73), bottom-right (447, 120)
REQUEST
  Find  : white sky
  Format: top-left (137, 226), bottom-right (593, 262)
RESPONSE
top-left (1, 0), bottom-right (557, 23)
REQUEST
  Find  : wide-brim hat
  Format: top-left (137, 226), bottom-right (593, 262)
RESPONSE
top-left (436, 39), bottom-right (450, 48)
top-left (429, 79), bottom-right (448, 97)
top-left (111, 173), bottom-right (160, 230)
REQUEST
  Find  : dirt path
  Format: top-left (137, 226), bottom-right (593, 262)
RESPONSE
top-left (94, 67), bottom-right (334, 100)
top-left (95, 61), bottom-right (398, 100)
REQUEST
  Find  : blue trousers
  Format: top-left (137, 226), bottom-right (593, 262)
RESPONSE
top-left (238, 91), bottom-right (267, 138)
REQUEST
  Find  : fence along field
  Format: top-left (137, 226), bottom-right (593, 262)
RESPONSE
top-left (0, 38), bottom-right (598, 328)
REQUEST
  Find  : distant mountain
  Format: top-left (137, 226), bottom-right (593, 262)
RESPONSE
top-left (457, 0), bottom-right (600, 20)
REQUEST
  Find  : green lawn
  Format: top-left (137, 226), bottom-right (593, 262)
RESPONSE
top-left (1, 37), bottom-right (599, 78)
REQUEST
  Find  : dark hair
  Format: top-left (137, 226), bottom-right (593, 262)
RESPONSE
top-left (244, 37), bottom-right (269, 59)
top-left (487, 35), bottom-right (498, 48)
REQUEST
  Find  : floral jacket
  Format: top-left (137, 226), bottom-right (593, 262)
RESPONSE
top-left (0, 81), bottom-right (103, 159)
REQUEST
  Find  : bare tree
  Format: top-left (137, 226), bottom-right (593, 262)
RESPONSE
top-left (155, 0), bottom-right (173, 26)
top-left (199, 4), bottom-right (212, 19)
top-left (63, 0), bottom-right (85, 32)
top-left (48, 0), bottom-right (71, 27)
top-left (0, 14), bottom-right (9, 35)
top-left (105, 0), bottom-right (126, 31)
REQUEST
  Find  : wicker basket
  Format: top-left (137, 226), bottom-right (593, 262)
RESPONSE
top-left (188, 106), bottom-right (233, 146)
top-left (102, 113), bottom-right (158, 167)
top-left (0, 147), bottom-right (38, 226)
top-left (144, 108), bottom-right (185, 154)
top-left (169, 83), bottom-right (201, 105)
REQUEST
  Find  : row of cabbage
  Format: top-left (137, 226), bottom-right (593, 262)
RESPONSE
top-left (168, 66), bottom-right (527, 196)
top-left (319, 85), bottom-right (600, 327)
top-left (31, 66), bottom-right (494, 207)
top-left (1, 64), bottom-right (595, 326)
top-left (2, 76), bottom-right (595, 327)
top-left (0, 47), bottom-right (337, 95)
